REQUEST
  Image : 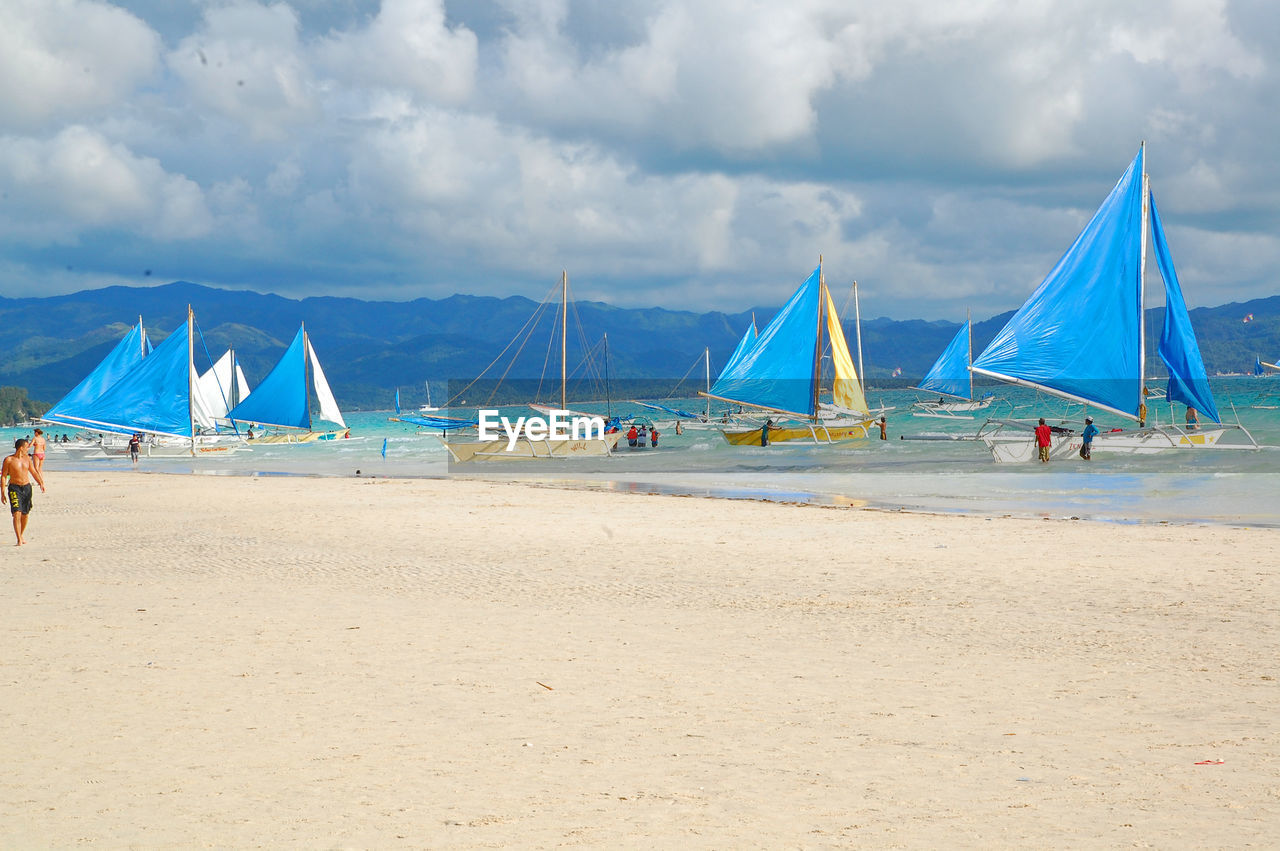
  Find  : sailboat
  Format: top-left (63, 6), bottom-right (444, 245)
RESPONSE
top-left (911, 315), bottom-right (994, 418)
top-left (41, 318), bottom-right (151, 434)
top-left (60, 307), bottom-right (244, 455)
top-left (438, 271), bottom-right (622, 462)
top-left (971, 144), bottom-right (1258, 462)
top-left (633, 325), bottom-right (756, 430)
top-left (196, 348), bottom-right (252, 420)
top-left (700, 261), bottom-right (874, 445)
top-left (226, 324), bottom-right (349, 443)
top-left (418, 381), bottom-right (440, 412)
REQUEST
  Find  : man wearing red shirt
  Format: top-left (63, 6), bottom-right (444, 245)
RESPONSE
top-left (1034, 418), bottom-right (1053, 463)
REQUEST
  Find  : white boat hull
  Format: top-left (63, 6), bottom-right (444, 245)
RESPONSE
top-left (101, 435), bottom-right (250, 457)
top-left (980, 422), bottom-right (1257, 463)
top-left (912, 398), bottom-right (993, 417)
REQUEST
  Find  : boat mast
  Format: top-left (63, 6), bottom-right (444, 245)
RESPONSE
top-left (1138, 140), bottom-right (1149, 413)
top-left (560, 270), bottom-right (568, 411)
top-left (302, 323), bottom-right (313, 431)
top-left (139, 315), bottom-right (145, 358)
top-left (853, 281), bottom-right (865, 387)
top-left (186, 305), bottom-right (196, 456)
top-left (967, 308), bottom-right (973, 401)
top-left (704, 347), bottom-right (711, 421)
top-left (603, 332), bottom-right (612, 420)
top-left (812, 256), bottom-right (825, 422)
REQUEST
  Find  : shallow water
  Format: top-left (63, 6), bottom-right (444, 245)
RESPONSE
top-left (12, 378), bottom-right (1280, 526)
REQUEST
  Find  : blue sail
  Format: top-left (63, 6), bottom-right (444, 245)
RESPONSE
top-left (1255, 358), bottom-right (1266, 376)
top-left (971, 149), bottom-right (1146, 418)
top-left (75, 319), bottom-right (196, 438)
top-left (916, 321), bottom-right (971, 400)
top-left (43, 321), bottom-right (149, 428)
top-left (707, 268), bottom-right (821, 416)
top-left (719, 321), bottom-right (758, 379)
top-left (1151, 192), bottom-right (1220, 424)
top-left (227, 327), bottom-right (309, 429)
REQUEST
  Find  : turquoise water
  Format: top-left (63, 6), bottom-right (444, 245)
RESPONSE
top-left (10, 378), bottom-right (1280, 526)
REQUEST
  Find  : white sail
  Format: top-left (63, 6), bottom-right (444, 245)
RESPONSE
top-left (307, 338), bottom-right (346, 428)
top-left (196, 350), bottom-right (235, 418)
top-left (235, 363), bottom-right (252, 403)
top-left (190, 348), bottom-right (219, 431)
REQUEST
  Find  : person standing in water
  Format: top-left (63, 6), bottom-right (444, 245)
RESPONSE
top-left (1034, 418), bottom-right (1053, 463)
top-left (878, 416), bottom-right (887, 440)
top-left (4, 438), bottom-right (47, 546)
top-left (1185, 406), bottom-right (1199, 430)
top-left (1080, 416), bottom-right (1098, 460)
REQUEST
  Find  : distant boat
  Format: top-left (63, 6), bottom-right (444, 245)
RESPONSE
top-left (226, 324), bottom-right (349, 443)
top-left (700, 261), bottom-right (874, 445)
top-left (911, 315), bottom-right (994, 418)
top-left (635, 330), bottom-right (755, 430)
top-left (437, 271), bottom-right (621, 461)
top-left (971, 144), bottom-right (1257, 461)
top-left (418, 381), bottom-right (439, 412)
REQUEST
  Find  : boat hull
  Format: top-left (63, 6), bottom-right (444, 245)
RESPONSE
top-left (438, 432), bottom-right (622, 462)
top-left (247, 429), bottom-right (350, 445)
top-left (720, 419), bottom-right (873, 446)
top-left (101, 436), bottom-right (249, 457)
top-left (980, 423), bottom-right (1255, 463)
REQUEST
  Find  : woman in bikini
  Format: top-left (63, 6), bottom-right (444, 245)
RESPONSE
top-left (30, 429), bottom-right (47, 475)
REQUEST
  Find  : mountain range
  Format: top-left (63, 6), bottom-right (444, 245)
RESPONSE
top-left (1, 282), bottom-right (1277, 410)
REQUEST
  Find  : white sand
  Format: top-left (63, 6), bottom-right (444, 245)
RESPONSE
top-left (2, 471), bottom-right (1277, 848)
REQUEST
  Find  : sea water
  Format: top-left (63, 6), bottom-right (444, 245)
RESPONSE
top-left (11, 378), bottom-right (1280, 526)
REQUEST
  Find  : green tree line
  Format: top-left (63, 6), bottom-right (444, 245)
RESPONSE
top-left (0, 386), bottom-right (48, 427)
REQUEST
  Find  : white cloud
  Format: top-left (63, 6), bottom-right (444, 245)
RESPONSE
top-left (0, 0), bottom-right (160, 131)
top-left (314, 0), bottom-right (478, 105)
top-left (168, 1), bottom-right (318, 142)
top-left (0, 125), bottom-right (212, 240)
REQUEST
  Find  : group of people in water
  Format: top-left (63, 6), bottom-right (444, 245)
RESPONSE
top-left (625, 423), bottom-right (659, 448)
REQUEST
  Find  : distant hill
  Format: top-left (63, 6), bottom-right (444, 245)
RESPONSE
top-left (1, 282), bottom-right (1277, 410)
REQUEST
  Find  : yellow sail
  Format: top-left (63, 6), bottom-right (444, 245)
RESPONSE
top-left (824, 288), bottom-right (868, 415)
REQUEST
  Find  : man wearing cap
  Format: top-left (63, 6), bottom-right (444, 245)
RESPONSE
top-left (1080, 416), bottom-right (1099, 460)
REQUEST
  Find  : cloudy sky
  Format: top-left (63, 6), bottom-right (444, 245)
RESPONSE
top-left (1, 0), bottom-right (1276, 319)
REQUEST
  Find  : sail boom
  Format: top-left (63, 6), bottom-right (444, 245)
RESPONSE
top-left (910, 386), bottom-right (970, 401)
top-left (697, 390), bottom-right (815, 420)
top-left (969, 366), bottom-right (1139, 421)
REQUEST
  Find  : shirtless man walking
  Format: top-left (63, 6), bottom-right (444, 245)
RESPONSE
top-left (3, 438), bottom-right (47, 546)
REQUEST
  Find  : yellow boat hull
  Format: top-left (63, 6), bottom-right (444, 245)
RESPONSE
top-left (721, 421), bottom-right (873, 446)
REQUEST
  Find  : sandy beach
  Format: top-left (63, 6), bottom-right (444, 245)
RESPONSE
top-left (2, 471), bottom-right (1277, 848)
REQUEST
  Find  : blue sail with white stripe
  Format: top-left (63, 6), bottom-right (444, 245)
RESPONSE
top-left (42, 320), bottom-right (150, 429)
top-left (226, 327), bottom-right (309, 429)
top-left (706, 268), bottom-right (822, 417)
top-left (1151, 192), bottom-right (1220, 424)
top-left (971, 148), bottom-right (1145, 419)
top-left (74, 318), bottom-right (199, 438)
top-left (915, 320), bottom-right (972, 400)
